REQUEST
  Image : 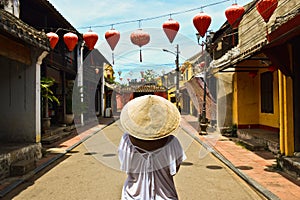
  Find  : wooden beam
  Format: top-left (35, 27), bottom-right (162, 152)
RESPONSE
top-left (0, 35), bottom-right (31, 65)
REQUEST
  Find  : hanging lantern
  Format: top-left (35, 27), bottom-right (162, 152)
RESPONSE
top-left (118, 71), bottom-right (122, 77)
top-left (130, 29), bottom-right (150, 62)
top-left (225, 3), bottom-right (245, 29)
top-left (193, 12), bottom-right (211, 38)
top-left (162, 18), bottom-right (180, 43)
top-left (63, 32), bottom-right (78, 51)
top-left (248, 71), bottom-right (257, 78)
top-left (256, 0), bottom-right (278, 23)
top-left (268, 66), bottom-right (277, 72)
top-left (46, 32), bottom-right (59, 49)
top-left (105, 28), bottom-right (120, 64)
top-left (83, 30), bottom-right (98, 50)
top-left (199, 61), bottom-right (205, 69)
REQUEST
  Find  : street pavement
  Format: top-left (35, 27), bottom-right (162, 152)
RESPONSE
top-left (1, 115), bottom-right (299, 199)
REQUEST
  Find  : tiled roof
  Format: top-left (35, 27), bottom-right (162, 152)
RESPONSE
top-left (115, 84), bottom-right (167, 93)
top-left (0, 9), bottom-right (50, 51)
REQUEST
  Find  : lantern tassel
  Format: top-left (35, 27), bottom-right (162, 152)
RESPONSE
top-left (112, 52), bottom-right (114, 65)
top-left (140, 49), bottom-right (142, 62)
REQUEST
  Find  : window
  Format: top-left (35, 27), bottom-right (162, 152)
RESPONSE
top-left (260, 72), bottom-right (273, 113)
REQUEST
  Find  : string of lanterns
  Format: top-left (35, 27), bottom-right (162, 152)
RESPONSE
top-left (46, 0), bottom-right (278, 67)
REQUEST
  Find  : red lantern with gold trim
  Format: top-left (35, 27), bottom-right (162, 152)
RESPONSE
top-left (256, 0), bottom-right (278, 23)
top-left (105, 28), bottom-right (120, 64)
top-left (63, 32), bottom-right (78, 51)
top-left (162, 18), bottom-right (180, 43)
top-left (248, 71), bottom-right (257, 78)
top-left (225, 3), bottom-right (245, 29)
top-left (46, 32), bottom-right (59, 49)
top-left (83, 30), bottom-right (98, 50)
top-left (130, 29), bottom-right (150, 62)
top-left (193, 12), bottom-right (211, 38)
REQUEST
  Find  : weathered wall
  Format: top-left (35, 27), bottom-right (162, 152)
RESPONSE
top-left (0, 48), bottom-right (43, 143)
top-left (239, 0), bottom-right (300, 53)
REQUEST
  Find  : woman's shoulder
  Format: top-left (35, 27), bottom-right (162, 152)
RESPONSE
top-left (128, 135), bottom-right (172, 152)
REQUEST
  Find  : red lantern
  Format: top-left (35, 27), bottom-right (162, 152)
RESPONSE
top-left (256, 0), bottom-right (278, 23)
top-left (63, 32), bottom-right (78, 51)
top-left (46, 32), bottom-right (59, 49)
top-left (199, 61), bottom-right (205, 69)
top-left (162, 18), bottom-right (180, 43)
top-left (248, 71), bottom-right (257, 78)
top-left (193, 12), bottom-right (211, 38)
top-left (225, 4), bottom-right (245, 29)
top-left (105, 28), bottom-right (120, 64)
top-left (130, 29), bottom-right (150, 62)
top-left (268, 66), bottom-right (277, 72)
top-left (83, 30), bottom-right (98, 50)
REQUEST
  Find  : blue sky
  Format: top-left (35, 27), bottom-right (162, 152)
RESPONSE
top-left (48, 0), bottom-right (252, 81)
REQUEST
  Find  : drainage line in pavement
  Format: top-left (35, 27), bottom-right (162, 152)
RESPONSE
top-left (0, 120), bottom-right (116, 198)
top-left (181, 126), bottom-right (280, 200)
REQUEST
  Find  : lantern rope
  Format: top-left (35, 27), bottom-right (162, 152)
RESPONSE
top-left (77, 0), bottom-right (232, 30)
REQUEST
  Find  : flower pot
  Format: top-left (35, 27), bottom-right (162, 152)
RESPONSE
top-left (64, 114), bottom-right (74, 125)
top-left (42, 117), bottom-right (51, 130)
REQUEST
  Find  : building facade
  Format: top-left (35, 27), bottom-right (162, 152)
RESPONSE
top-left (210, 0), bottom-right (300, 160)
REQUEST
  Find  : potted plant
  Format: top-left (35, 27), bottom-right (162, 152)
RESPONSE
top-left (64, 81), bottom-right (75, 125)
top-left (41, 77), bottom-right (60, 130)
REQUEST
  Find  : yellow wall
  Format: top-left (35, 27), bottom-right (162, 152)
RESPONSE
top-left (233, 72), bottom-right (259, 126)
top-left (233, 70), bottom-right (279, 129)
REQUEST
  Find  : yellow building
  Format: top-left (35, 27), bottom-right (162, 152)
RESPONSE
top-left (212, 0), bottom-right (300, 158)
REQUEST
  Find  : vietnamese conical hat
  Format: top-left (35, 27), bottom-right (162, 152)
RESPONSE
top-left (120, 95), bottom-right (180, 140)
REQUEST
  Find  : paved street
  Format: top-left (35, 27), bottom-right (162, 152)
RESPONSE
top-left (4, 120), bottom-right (265, 200)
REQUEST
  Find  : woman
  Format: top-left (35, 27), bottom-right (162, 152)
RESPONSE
top-left (118, 95), bottom-right (186, 200)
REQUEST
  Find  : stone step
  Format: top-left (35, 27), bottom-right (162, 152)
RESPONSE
top-left (238, 139), bottom-right (266, 151)
top-left (277, 156), bottom-right (300, 180)
top-left (10, 159), bottom-right (36, 176)
top-left (41, 134), bottom-right (61, 144)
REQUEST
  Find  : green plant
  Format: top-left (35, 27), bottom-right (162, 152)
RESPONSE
top-left (231, 124), bottom-right (237, 137)
top-left (41, 77), bottom-right (60, 119)
top-left (41, 77), bottom-right (60, 105)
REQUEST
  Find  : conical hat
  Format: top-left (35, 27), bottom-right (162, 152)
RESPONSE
top-left (120, 95), bottom-right (180, 140)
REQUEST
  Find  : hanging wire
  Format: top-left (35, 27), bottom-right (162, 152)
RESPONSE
top-left (77, 0), bottom-right (231, 30)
